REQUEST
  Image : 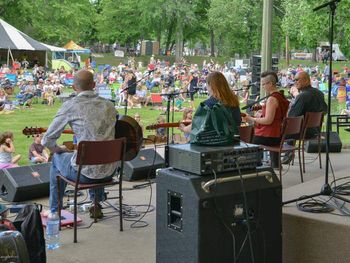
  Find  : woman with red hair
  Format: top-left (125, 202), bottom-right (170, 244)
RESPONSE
top-left (179, 71), bottom-right (241, 134)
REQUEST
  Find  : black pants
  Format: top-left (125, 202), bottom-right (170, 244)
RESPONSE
top-left (253, 136), bottom-right (280, 168)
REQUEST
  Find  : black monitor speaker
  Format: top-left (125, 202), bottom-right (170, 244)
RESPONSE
top-left (0, 163), bottom-right (51, 202)
top-left (123, 148), bottom-right (165, 181)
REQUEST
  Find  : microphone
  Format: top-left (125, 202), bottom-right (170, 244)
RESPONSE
top-left (313, 0), bottom-right (341, 12)
top-left (189, 87), bottom-right (205, 93)
top-left (233, 82), bottom-right (258, 92)
top-left (245, 82), bottom-right (258, 87)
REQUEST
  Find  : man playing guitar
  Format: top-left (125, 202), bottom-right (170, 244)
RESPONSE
top-left (42, 69), bottom-right (117, 219)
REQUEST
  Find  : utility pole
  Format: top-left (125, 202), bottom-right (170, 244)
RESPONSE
top-left (261, 0), bottom-right (273, 97)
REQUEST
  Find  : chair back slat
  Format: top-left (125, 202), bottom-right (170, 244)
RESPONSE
top-left (303, 112), bottom-right (323, 129)
top-left (282, 116), bottom-right (304, 137)
top-left (76, 138), bottom-right (126, 165)
top-left (239, 125), bottom-right (254, 143)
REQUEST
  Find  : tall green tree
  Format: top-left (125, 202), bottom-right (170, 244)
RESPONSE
top-left (0, 0), bottom-right (96, 45)
top-left (97, 0), bottom-right (143, 45)
top-left (282, 0), bottom-right (350, 58)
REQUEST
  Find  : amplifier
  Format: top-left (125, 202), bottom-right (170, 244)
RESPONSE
top-left (156, 166), bottom-right (281, 263)
top-left (168, 142), bottom-right (262, 175)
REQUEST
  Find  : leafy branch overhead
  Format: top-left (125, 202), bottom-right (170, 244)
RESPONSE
top-left (1, 0), bottom-right (350, 57)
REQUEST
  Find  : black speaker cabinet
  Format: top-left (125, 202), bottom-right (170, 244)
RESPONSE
top-left (305, 131), bottom-right (342, 153)
top-left (123, 148), bottom-right (165, 181)
top-left (156, 167), bottom-right (282, 263)
top-left (0, 163), bottom-right (51, 202)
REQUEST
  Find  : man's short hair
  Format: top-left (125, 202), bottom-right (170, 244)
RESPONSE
top-left (261, 71), bottom-right (278, 85)
top-left (74, 70), bottom-right (94, 90)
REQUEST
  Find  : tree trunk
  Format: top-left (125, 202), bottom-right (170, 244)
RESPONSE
top-left (210, 29), bottom-right (215, 57)
top-left (175, 20), bottom-right (183, 62)
top-left (165, 19), bottom-right (176, 51)
top-left (170, 42), bottom-right (175, 52)
top-left (313, 45), bottom-right (317, 62)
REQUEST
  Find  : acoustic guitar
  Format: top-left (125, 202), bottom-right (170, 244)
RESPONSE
top-left (145, 121), bottom-right (192, 130)
top-left (23, 115), bottom-right (143, 161)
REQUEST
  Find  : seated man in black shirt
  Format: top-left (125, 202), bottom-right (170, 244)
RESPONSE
top-left (283, 71), bottom-right (327, 164)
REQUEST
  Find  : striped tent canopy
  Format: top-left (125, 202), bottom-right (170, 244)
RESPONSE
top-left (0, 18), bottom-right (64, 52)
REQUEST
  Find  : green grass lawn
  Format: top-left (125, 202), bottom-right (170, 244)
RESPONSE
top-left (0, 94), bottom-right (201, 166)
top-left (2, 57), bottom-right (350, 166)
top-left (1, 92), bottom-right (349, 166)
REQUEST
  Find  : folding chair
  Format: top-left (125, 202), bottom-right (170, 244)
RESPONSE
top-left (239, 125), bottom-right (254, 143)
top-left (261, 116), bottom-right (304, 185)
top-left (57, 138), bottom-right (126, 243)
top-left (150, 93), bottom-right (163, 106)
top-left (300, 112), bottom-right (324, 173)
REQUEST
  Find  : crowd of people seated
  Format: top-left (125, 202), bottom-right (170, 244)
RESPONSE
top-left (0, 63), bottom-right (74, 111)
top-left (1, 55), bottom-right (350, 169)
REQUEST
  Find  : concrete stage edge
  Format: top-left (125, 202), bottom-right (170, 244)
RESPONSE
top-left (283, 176), bottom-right (350, 263)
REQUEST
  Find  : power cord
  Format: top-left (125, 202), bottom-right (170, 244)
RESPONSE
top-left (126, 142), bottom-right (158, 228)
top-left (98, 139), bottom-right (158, 228)
top-left (236, 160), bottom-right (255, 263)
top-left (296, 197), bottom-right (335, 213)
top-left (211, 169), bottom-right (236, 262)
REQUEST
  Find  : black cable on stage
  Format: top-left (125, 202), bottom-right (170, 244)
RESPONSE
top-left (211, 169), bottom-right (237, 262)
top-left (296, 196), bottom-right (334, 213)
top-left (236, 160), bottom-right (255, 263)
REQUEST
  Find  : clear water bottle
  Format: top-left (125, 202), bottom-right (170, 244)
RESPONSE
top-left (46, 211), bottom-right (60, 250)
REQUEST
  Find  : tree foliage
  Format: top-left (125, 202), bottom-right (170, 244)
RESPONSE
top-left (1, 0), bottom-right (350, 57)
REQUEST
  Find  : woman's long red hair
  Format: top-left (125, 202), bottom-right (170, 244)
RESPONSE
top-left (207, 71), bottom-right (239, 107)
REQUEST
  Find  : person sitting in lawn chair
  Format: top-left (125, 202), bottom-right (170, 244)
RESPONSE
top-left (19, 79), bottom-right (35, 107)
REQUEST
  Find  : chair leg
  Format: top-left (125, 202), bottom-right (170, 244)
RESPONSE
top-left (119, 177), bottom-right (123, 231)
top-left (298, 147), bottom-right (304, 183)
top-left (302, 140), bottom-right (306, 173)
top-left (318, 136), bottom-right (322, 169)
top-left (56, 176), bottom-right (61, 231)
top-left (74, 189), bottom-right (78, 243)
top-left (94, 195), bottom-right (97, 223)
top-left (278, 153), bottom-right (282, 185)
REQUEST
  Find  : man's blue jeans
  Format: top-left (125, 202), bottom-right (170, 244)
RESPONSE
top-left (49, 152), bottom-right (112, 212)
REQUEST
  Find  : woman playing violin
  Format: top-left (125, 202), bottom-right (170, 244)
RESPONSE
top-left (242, 71), bottom-right (289, 168)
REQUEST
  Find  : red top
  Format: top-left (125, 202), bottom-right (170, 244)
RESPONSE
top-left (254, 92), bottom-right (290, 138)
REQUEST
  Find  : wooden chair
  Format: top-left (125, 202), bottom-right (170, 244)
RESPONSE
top-left (239, 125), bottom-right (254, 143)
top-left (261, 116), bottom-right (304, 185)
top-left (300, 112), bottom-right (324, 173)
top-left (57, 138), bottom-right (126, 243)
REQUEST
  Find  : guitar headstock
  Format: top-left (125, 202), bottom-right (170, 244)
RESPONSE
top-left (22, 127), bottom-right (46, 137)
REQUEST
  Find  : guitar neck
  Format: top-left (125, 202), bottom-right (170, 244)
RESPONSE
top-left (23, 127), bottom-right (74, 136)
top-left (39, 128), bottom-right (74, 134)
top-left (146, 121), bottom-right (192, 130)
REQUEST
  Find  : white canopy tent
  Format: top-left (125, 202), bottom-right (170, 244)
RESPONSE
top-left (0, 18), bottom-right (66, 67)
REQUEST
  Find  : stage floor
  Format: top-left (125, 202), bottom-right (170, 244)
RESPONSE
top-left (2, 147), bottom-right (350, 263)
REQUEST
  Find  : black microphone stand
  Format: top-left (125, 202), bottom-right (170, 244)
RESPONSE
top-left (284, 0), bottom-right (349, 205)
top-left (161, 89), bottom-right (195, 166)
top-left (120, 70), bottom-right (155, 115)
top-left (242, 93), bottom-right (273, 110)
